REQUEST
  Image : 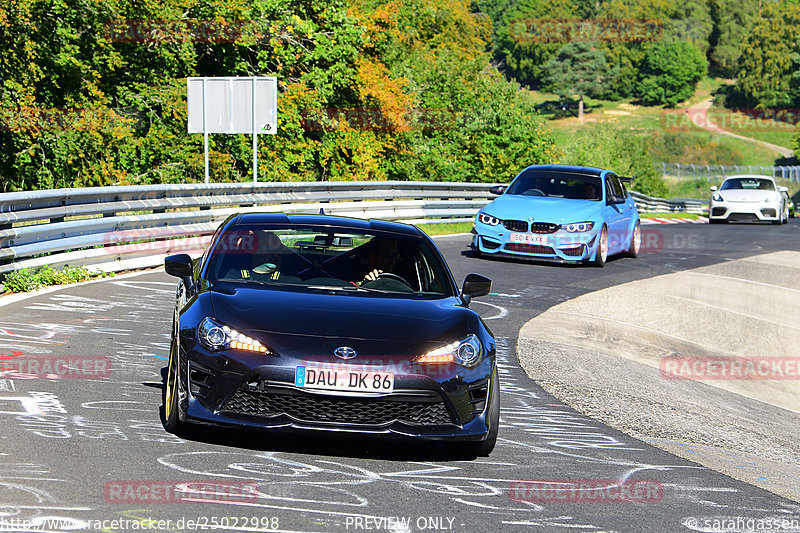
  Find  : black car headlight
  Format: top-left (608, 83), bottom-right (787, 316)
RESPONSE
top-left (197, 317), bottom-right (272, 354)
top-left (478, 213), bottom-right (500, 226)
top-left (562, 222), bottom-right (594, 233)
top-left (415, 335), bottom-right (483, 368)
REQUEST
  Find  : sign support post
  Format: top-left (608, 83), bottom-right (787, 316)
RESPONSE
top-left (202, 77), bottom-right (209, 184)
top-left (187, 76), bottom-right (277, 183)
top-left (252, 78), bottom-right (258, 182)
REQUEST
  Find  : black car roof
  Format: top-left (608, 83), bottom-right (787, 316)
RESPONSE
top-left (229, 213), bottom-right (424, 237)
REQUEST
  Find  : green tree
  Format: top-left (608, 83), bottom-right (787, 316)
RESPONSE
top-left (541, 41), bottom-right (611, 118)
top-left (480, 0), bottom-right (579, 88)
top-left (707, 0), bottom-right (759, 77)
top-left (733, 2), bottom-right (800, 108)
top-left (636, 40), bottom-right (707, 107)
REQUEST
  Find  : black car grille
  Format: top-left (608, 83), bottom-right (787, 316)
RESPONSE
top-left (222, 388), bottom-right (454, 426)
top-left (761, 208), bottom-right (777, 218)
top-left (480, 237), bottom-right (502, 250)
top-left (560, 245), bottom-right (584, 257)
top-left (530, 222), bottom-right (559, 234)
top-left (505, 243), bottom-right (555, 255)
top-left (503, 219), bottom-right (528, 232)
top-left (711, 207), bottom-right (726, 217)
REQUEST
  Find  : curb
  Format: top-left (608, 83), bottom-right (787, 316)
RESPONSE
top-left (641, 217), bottom-right (708, 225)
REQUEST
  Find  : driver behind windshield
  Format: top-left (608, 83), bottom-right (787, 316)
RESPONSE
top-left (359, 237), bottom-right (401, 285)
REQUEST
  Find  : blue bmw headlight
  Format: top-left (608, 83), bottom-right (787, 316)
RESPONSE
top-left (479, 212), bottom-right (500, 226)
top-left (562, 222), bottom-right (594, 233)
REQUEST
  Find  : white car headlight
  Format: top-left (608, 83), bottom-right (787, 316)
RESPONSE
top-left (712, 193), bottom-right (723, 202)
top-left (198, 317), bottom-right (271, 354)
top-left (479, 213), bottom-right (500, 226)
top-left (765, 195), bottom-right (776, 204)
top-left (414, 335), bottom-right (483, 368)
top-left (562, 222), bottom-right (594, 233)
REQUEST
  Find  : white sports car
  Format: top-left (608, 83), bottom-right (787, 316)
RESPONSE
top-left (709, 175), bottom-right (789, 225)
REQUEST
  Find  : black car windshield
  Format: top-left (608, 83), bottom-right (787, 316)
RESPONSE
top-left (720, 178), bottom-right (775, 191)
top-left (506, 170), bottom-right (602, 200)
top-left (205, 225), bottom-right (453, 297)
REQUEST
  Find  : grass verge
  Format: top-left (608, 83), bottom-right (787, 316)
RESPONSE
top-left (1, 265), bottom-right (114, 294)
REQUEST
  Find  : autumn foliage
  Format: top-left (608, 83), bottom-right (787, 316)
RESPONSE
top-left (0, 0), bottom-right (556, 190)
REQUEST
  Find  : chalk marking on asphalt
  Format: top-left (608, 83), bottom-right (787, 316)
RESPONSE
top-left (471, 300), bottom-right (508, 320)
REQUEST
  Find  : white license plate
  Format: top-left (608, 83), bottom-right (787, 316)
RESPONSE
top-left (510, 232), bottom-right (548, 245)
top-left (295, 366), bottom-right (394, 393)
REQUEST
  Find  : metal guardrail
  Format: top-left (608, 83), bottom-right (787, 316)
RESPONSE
top-left (628, 191), bottom-right (706, 214)
top-left (0, 182), bottom-right (496, 276)
top-left (661, 163), bottom-right (800, 183)
top-left (0, 182), bottom-right (699, 277)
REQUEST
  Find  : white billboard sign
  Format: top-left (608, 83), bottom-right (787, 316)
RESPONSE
top-left (187, 77), bottom-right (277, 134)
top-left (186, 76), bottom-right (278, 182)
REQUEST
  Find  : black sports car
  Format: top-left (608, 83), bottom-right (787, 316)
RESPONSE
top-left (163, 213), bottom-right (499, 455)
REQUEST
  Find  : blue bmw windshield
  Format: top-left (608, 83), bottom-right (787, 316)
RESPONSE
top-left (506, 171), bottom-right (602, 201)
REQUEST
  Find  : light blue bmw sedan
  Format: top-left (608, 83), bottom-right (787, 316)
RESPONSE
top-left (471, 165), bottom-right (641, 266)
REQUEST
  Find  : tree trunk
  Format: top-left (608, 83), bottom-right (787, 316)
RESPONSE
top-left (578, 94), bottom-right (584, 121)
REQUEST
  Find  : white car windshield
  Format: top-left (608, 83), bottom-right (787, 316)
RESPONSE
top-left (720, 178), bottom-right (775, 191)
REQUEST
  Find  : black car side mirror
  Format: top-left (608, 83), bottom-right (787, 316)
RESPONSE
top-left (489, 185), bottom-right (506, 196)
top-left (165, 254), bottom-right (196, 292)
top-left (461, 273), bottom-right (491, 305)
top-left (165, 254), bottom-right (193, 278)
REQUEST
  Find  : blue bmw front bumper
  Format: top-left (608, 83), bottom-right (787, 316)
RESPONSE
top-left (471, 223), bottom-right (600, 262)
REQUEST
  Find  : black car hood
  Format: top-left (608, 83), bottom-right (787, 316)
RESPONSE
top-left (208, 284), bottom-right (476, 360)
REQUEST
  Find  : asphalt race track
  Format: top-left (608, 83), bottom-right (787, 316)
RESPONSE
top-left (1, 221), bottom-right (799, 532)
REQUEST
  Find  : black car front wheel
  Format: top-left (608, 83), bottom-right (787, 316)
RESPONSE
top-left (164, 339), bottom-right (188, 435)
